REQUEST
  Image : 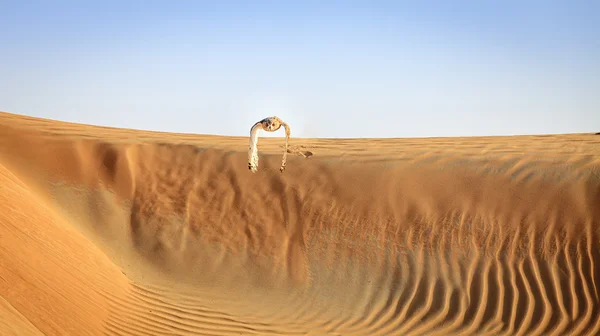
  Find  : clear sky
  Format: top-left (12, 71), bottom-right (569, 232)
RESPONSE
top-left (1, 1), bottom-right (599, 138)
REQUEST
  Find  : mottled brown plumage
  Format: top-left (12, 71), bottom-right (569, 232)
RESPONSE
top-left (248, 116), bottom-right (290, 173)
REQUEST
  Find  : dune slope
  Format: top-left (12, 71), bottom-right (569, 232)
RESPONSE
top-left (1, 111), bottom-right (600, 335)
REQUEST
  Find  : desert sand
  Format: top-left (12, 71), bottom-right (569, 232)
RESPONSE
top-left (0, 111), bottom-right (599, 336)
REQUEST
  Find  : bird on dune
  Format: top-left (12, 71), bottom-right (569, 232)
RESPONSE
top-left (248, 116), bottom-right (291, 173)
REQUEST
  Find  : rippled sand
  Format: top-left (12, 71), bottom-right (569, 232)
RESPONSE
top-left (1, 111), bottom-right (599, 335)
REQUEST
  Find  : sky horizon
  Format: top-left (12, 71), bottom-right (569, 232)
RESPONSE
top-left (1, 1), bottom-right (599, 138)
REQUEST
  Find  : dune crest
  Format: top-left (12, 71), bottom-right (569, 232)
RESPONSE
top-left (1, 111), bottom-right (600, 335)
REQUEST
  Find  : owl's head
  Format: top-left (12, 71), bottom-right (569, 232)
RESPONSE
top-left (261, 117), bottom-right (281, 132)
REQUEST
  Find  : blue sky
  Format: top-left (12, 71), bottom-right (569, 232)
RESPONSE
top-left (1, 1), bottom-right (598, 138)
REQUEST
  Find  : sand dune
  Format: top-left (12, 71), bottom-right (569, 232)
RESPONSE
top-left (1, 111), bottom-right (599, 335)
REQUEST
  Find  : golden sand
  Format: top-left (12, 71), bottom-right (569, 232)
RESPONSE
top-left (1, 111), bottom-right (599, 335)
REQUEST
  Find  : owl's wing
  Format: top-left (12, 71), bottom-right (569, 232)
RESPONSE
top-left (248, 122), bottom-right (263, 172)
top-left (279, 121), bottom-right (291, 172)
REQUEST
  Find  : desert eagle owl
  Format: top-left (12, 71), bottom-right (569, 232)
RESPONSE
top-left (248, 116), bottom-right (290, 173)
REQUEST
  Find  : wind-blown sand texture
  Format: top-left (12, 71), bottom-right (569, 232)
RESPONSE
top-left (1, 111), bottom-right (599, 336)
